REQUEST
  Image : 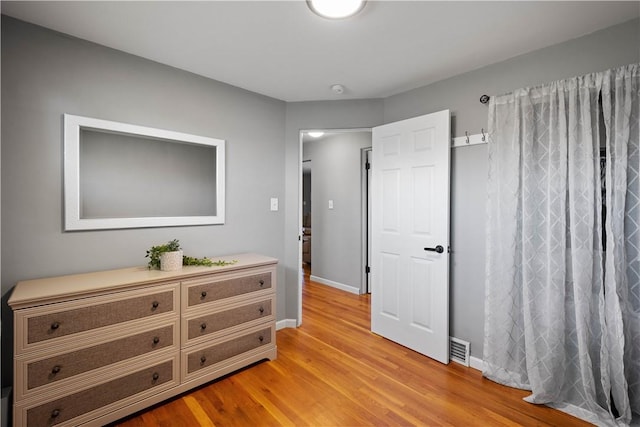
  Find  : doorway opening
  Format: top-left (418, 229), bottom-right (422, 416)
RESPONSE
top-left (298, 129), bottom-right (372, 319)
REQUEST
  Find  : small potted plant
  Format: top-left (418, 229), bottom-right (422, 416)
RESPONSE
top-left (146, 239), bottom-right (183, 271)
top-left (146, 239), bottom-right (238, 271)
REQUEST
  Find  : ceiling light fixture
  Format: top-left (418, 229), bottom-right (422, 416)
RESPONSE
top-left (308, 131), bottom-right (325, 138)
top-left (307, 0), bottom-right (366, 19)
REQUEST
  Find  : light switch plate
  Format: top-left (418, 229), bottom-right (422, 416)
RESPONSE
top-left (328, 200), bottom-right (334, 209)
top-left (270, 198), bottom-right (278, 211)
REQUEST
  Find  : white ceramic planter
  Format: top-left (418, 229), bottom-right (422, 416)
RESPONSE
top-left (160, 250), bottom-right (183, 271)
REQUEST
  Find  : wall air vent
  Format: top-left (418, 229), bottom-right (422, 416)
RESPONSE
top-left (449, 337), bottom-right (470, 367)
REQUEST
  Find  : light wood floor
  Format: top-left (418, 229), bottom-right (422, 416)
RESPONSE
top-left (113, 266), bottom-right (591, 426)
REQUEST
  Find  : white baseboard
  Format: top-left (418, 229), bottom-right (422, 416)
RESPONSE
top-left (276, 319), bottom-right (297, 330)
top-left (469, 356), bottom-right (483, 372)
top-left (310, 275), bottom-right (360, 294)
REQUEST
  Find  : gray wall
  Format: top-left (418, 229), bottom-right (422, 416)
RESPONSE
top-left (303, 132), bottom-right (371, 290)
top-left (382, 18), bottom-right (640, 358)
top-left (1, 16), bottom-right (286, 386)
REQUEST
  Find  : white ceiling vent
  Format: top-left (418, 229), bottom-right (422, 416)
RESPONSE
top-left (449, 337), bottom-right (470, 367)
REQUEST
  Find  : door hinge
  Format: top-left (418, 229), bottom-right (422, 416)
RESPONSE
top-left (366, 265), bottom-right (371, 273)
top-left (365, 162), bottom-right (371, 170)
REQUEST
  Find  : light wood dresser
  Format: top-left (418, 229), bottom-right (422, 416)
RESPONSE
top-left (8, 253), bottom-right (277, 426)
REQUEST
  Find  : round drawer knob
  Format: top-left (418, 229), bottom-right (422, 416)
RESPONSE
top-left (259, 335), bottom-right (264, 342)
top-left (50, 322), bottom-right (60, 330)
top-left (259, 307), bottom-right (265, 314)
top-left (200, 355), bottom-right (207, 364)
top-left (201, 291), bottom-right (207, 298)
top-left (200, 323), bottom-right (207, 330)
top-left (152, 373), bottom-right (159, 381)
top-left (51, 365), bottom-right (61, 375)
top-left (51, 409), bottom-right (61, 419)
top-left (259, 280), bottom-right (265, 287)
top-left (153, 336), bottom-right (160, 344)
top-left (151, 301), bottom-right (159, 309)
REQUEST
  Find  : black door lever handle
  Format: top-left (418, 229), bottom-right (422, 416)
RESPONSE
top-left (424, 245), bottom-right (444, 254)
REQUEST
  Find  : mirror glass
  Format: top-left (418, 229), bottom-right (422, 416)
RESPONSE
top-left (64, 114), bottom-right (225, 230)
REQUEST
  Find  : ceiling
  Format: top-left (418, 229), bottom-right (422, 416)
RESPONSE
top-left (2, 1), bottom-right (639, 102)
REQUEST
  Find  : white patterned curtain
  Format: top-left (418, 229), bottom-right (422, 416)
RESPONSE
top-left (484, 63), bottom-right (639, 426)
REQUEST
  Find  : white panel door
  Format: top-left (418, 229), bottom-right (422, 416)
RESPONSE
top-left (371, 110), bottom-right (450, 364)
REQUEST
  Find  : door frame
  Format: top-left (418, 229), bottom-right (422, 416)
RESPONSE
top-left (298, 128), bottom-right (372, 322)
top-left (361, 147), bottom-right (372, 294)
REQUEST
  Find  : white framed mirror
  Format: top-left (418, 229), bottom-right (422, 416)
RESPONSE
top-left (64, 114), bottom-right (225, 231)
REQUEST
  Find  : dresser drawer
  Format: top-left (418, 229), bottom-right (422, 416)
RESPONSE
top-left (19, 357), bottom-right (177, 427)
top-left (15, 283), bottom-right (179, 353)
top-left (17, 321), bottom-right (177, 400)
top-left (184, 269), bottom-right (273, 309)
top-left (183, 325), bottom-right (275, 379)
top-left (184, 298), bottom-right (273, 346)
top-left (27, 291), bottom-right (173, 343)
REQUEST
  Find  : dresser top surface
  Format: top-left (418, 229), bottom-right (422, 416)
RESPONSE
top-left (9, 253), bottom-right (277, 309)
